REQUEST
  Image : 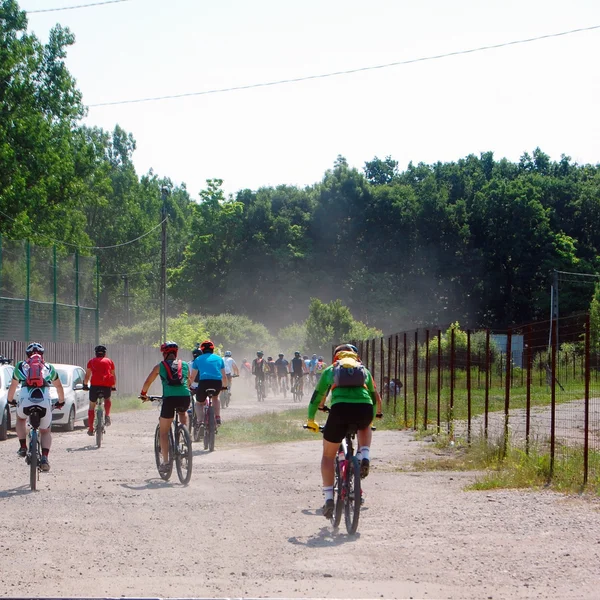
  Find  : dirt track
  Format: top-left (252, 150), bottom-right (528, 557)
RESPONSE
top-left (1, 386), bottom-right (600, 600)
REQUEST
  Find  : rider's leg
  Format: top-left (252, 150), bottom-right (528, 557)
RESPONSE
top-left (159, 416), bottom-right (173, 464)
top-left (195, 401), bottom-right (205, 422)
top-left (16, 416), bottom-right (27, 451)
top-left (40, 427), bottom-right (52, 455)
top-left (357, 424), bottom-right (373, 477)
top-left (178, 409), bottom-right (188, 427)
top-left (88, 400), bottom-right (96, 432)
top-left (213, 395), bottom-right (221, 421)
top-left (321, 439), bottom-right (338, 499)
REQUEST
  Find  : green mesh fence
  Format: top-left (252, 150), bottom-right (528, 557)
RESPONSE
top-left (0, 236), bottom-right (98, 343)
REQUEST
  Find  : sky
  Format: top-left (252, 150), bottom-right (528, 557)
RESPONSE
top-left (22, 0), bottom-right (600, 199)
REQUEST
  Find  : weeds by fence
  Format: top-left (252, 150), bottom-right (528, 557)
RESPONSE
top-left (351, 314), bottom-right (599, 489)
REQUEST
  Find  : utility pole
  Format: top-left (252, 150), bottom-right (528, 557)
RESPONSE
top-left (159, 186), bottom-right (169, 344)
top-left (122, 275), bottom-right (130, 327)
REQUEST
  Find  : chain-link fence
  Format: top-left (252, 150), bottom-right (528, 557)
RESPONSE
top-left (349, 313), bottom-right (599, 487)
top-left (0, 236), bottom-right (98, 343)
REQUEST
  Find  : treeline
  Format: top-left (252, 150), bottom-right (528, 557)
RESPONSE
top-left (2, 0), bottom-right (600, 337)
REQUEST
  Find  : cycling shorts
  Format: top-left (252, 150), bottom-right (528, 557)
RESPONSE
top-left (160, 395), bottom-right (190, 420)
top-left (89, 385), bottom-right (112, 402)
top-left (196, 379), bottom-right (222, 402)
top-left (323, 402), bottom-right (373, 444)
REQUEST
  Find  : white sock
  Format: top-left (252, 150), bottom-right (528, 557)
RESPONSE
top-left (360, 446), bottom-right (370, 461)
top-left (323, 485), bottom-right (334, 501)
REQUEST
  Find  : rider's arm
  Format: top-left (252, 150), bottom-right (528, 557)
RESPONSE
top-left (367, 372), bottom-right (382, 417)
top-left (189, 368), bottom-right (198, 387)
top-left (220, 367), bottom-right (228, 388)
top-left (232, 360), bottom-right (239, 376)
top-left (83, 367), bottom-right (92, 387)
top-left (52, 376), bottom-right (65, 403)
top-left (307, 369), bottom-right (331, 420)
top-left (111, 362), bottom-right (117, 388)
top-left (7, 376), bottom-right (19, 404)
top-left (141, 365), bottom-right (160, 396)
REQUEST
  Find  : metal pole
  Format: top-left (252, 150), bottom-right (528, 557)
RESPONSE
top-left (424, 329), bottom-right (429, 430)
top-left (25, 241), bottom-right (30, 341)
top-left (449, 327), bottom-right (455, 434)
top-left (394, 334), bottom-right (398, 417)
top-left (437, 329), bottom-right (441, 433)
top-left (160, 186), bottom-right (169, 343)
top-left (53, 246), bottom-right (58, 343)
top-left (95, 255), bottom-right (100, 345)
top-left (403, 333), bottom-right (408, 427)
top-left (485, 329), bottom-right (490, 440)
top-left (75, 249), bottom-right (80, 344)
top-left (550, 318), bottom-right (557, 478)
top-left (413, 330), bottom-right (418, 430)
top-left (584, 314), bottom-right (591, 486)
top-left (526, 325), bottom-right (532, 454)
top-left (467, 329), bottom-right (471, 444)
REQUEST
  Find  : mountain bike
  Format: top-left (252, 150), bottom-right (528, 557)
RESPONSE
top-left (278, 374), bottom-right (288, 399)
top-left (304, 406), bottom-right (378, 534)
top-left (188, 393), bottom-right (202, 443)
top-left (221, 374), bottom-right (238, 409)
top-left (94, 391), bottom-right (106, 448)
top-left (291, 374), bottom-right (304, 403)
top-left (12, 398), bottom-right (62, 491)
top-left (142, 396), bottom-right (193, 485)
top-left (255, 377), bottom-right (266, 402)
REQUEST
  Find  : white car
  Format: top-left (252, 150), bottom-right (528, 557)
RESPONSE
top-left (0, 361), bottom-right (16, 440)
top-left (49, 364), bottom-right (89, 430)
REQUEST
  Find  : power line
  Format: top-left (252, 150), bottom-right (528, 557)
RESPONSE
top-left (0, 208), bottom-right (167, 250)
top-left (89, 24), bottom-right (600, 108)
top-left (27, 0), bottom-right (132, 13)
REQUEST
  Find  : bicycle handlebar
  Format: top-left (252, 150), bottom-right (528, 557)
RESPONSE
top-left (141, 395), bottom-right (163, 402)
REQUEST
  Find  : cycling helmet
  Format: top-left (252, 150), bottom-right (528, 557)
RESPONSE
top-left (312, 354), bottom-right (317, 359)
top-left (26, 342), bottom-right (45, 357)
top-left (278, 353), bottom-right (284, 358)
top-left (160, 341), bottom-right (179, 358)
top-left (333, 343), bottom-right (358, 355)
top-left (225, 350), bottom-right (232, 357)
top-left (318, 356), bottom-right (323, 361)
top-left (256, 350), bottom-right (264, 357)
top-left (200, 340), bottom-right (215, 353)
top-left (95, 344), bottom-right (107, 356)
top-left (192, 348), bottom-right (201, 359)
top-left (294, 351), bottom-right (301, 357)
top-left (303, 355), bottom-right (308, 360)
top-left (267, 356), bottom-right (273, 361)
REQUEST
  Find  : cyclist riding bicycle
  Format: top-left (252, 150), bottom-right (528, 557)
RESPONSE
top-left (314, 356), bottom-right (327, 383)
top-left (189, 340), bottom-right (228, 426)
top-left (140, 341), bottom-right (191, 475)
top-left (274, 353), bottom-right (289, 390)
top-left (252, 351), bottom-right (267, 397)
top-left (83, 344), bottom-right (116, 436)
top-left (290, 351), bottom-right (308, 393)
top-left (266, 356), bottom-right (277, 393)
top-left (306, 343), bottom-right (382, 519)
top-left (7, 342), bottom-right (65, 472)
top-left (223, 350), bottom-right (239, 391)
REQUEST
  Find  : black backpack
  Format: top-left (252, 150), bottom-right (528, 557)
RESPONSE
top-left (162, 359), bottom-right (183, 386)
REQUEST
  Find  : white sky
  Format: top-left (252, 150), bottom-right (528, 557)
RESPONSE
top-left (23, 0), bottom-right (600, 199)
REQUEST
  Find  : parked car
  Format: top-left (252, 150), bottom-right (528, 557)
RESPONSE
top-left (0, 360), bottom-right (15, 440)
top-left (49, 364), bottom-right (89, 430)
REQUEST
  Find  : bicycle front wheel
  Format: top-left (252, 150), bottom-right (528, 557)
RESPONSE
top-left (95, 407), bottom-right (104, 448)
top-left (175, 424), bottom-right (193, 485)
top-left (29, 430), bottom-right (38, 491)
top-left (332, 456), bottom-right (343, 528)
top-left (154, 424), bottom-right (173, 480)
top-left (344, 456), bottom-right (361, 534)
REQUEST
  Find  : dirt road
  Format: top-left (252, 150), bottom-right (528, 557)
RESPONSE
top-left (1, 388), bottom-right (600, 599)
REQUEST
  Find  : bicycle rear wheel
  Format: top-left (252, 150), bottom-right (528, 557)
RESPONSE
top-left (207, 405), bottom-right (216, 452)
top-left (332, 456), bottom-right (343, 528)
top-left (29, 430), bottom-right (38, 491)
top-left (95, 406), bottom-right (104, 448)
top-left (344, 456), bottom-right (361, 534)
top-left (175, 424), bottom-right (193, 485)
top-left (154, 424), bottom-right (173, 480)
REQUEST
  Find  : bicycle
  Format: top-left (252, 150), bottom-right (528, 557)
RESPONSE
top-left (11, 397), bottom-right (62, 491)
top-left (290, 374), bottom-right (304, 403)
top-left (94, 391), bottom-right (106, 448)
top-left (255, 377), bottom-right (266, 402)
top-left (221, 374), bottom-right (238, 409)
top-left (142, 395), bottom-right (193, 485)
top-left (278, 374), bottom-right (288, 399)
top-left (304, 406), bottom-right (378, 535)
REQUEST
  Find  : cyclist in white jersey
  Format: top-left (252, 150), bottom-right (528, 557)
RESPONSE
top-left (223, 351), bottom-right (239, 389)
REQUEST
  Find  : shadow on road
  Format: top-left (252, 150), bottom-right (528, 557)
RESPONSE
top-left (120, 479), bottom-right (177, 490)
top-left (0, 484), bottom-right (33, 497)
top-left (288, 526), bottom-right (360, 547)
top-left (65, 444), bottom-right (99, 452)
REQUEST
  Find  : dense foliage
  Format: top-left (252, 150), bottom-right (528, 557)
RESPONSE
top-left (2, 0), bottom-right (600, 341)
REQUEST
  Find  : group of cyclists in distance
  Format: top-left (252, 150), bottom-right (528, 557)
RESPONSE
top-left (7, 339), bottom-right (382, 520)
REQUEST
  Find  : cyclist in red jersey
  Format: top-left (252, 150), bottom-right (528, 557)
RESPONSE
top-left (83, 345), bottom-right (116, 436)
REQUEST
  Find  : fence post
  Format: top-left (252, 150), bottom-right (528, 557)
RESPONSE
top-left (449, 327), bottom-right (455, 435)
top-left (467, 329), bottom-right (471, 444)
top-left (413, 330), bottom-right (418, 430)
top-left (526, 325), bottom-right (532, 455)
top-left (371, 338), bottom-right (376, 383)
top-left (403, 333), bottom-right (408, 427)
top-left (25, 241), bottom-right (30, 341)
top-left (550, 318), bottom-right (557, 479)
top-left (393, 334), bottom-right (399, 416)
top-left (387, 335), bottom-right (392, 409)
top-left (424, 329), bottom-right (429, 430)
top-left (380, 336), bottom-right (385, 403)
top-left (503, 328), bottom-right (512, 458)
top-left (485, 329), bottom-right (490, 440)
top-left (437, 329), bottom-right (441, 433)
top-left (75, 249), bottom-right (80, 344)
top-left (584, 314), bottom-right (591, 486)
top-left (364, 339), bottom-right (369, 371)
top-left (95, 255), bottom-right (100, 345)
top-left (52, 245), bottom-right (58, 343)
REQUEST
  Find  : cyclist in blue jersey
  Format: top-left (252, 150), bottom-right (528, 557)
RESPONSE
top-left (189, 340), bottom-right (228, 425)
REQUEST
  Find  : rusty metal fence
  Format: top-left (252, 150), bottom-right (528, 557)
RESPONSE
top-left (351, 313), bottom-right (599, 487)
top-left (0, 339), bottom-right (163, 396)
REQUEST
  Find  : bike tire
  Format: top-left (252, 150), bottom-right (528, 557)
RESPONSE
top-left (154, 424), bottom-right (173, 480)
top-left (95, 407), bottom-right (104, 448)
top-left (29, 430), bottom-right (38, 492)
top-left (175, 424), bottom-right (193, 485)
top-left (207, 405), bottom-right (216, 452)
top-left (344, 456), bottom-right (361, 534)
top-left (332, 455), bottom-right (343, 528)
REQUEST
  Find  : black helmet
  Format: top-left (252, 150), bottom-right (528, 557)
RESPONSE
top-left (334, 343), bottom-right (358, 355)
top-left (294, 351), bottom-right (301, 357)
top-left (278, 353), bottom-right (284, 357)
top-left (192, 348), bottom-right (201, 359)
top-left (26, 342), bottom-right (45, 357)
top-left (95, 345), bottom-right (107, 355)
top-left (257, 350), bottom-right (264, 357)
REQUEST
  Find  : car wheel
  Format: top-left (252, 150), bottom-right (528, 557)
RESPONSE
top-left (64, 406), bottom-right (75, 432)
top-left (0, 406), bottom-right (8, 441)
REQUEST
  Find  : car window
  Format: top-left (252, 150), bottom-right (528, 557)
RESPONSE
top-left (2, 365), bottom-right (14, 389)
top-left (72, 368), bottom-right (84, 387)
top-left (56, 368), bottom-right (70, 386)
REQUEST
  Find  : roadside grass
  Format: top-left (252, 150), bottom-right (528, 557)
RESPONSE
top-left (217, 408), bottom-right (310, 447)
top-left (111, 395), bottom-right (153, 413)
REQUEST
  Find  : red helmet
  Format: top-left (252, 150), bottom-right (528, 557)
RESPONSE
top-left (200, 340), bottom-right (215, 353)
top-left (160, 341), bottom-right (178, 357)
